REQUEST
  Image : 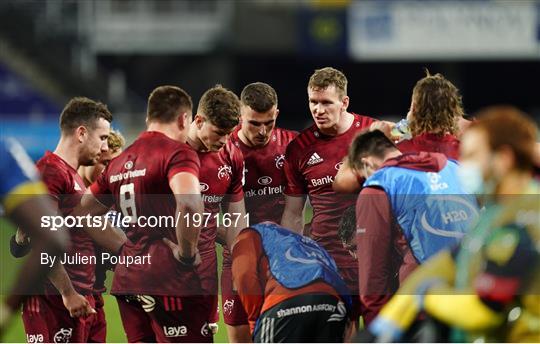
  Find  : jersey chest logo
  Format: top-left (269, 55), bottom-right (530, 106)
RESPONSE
top-left (217, 164), bottom-right (232, 180)
top-left (307, 152), bottom-right (324, 166)
top-left (275, 154), bottom-right (285, 169)
top-left (200, 183), bottom-right (209, 192)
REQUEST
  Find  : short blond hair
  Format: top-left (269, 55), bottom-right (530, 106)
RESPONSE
top-left (308, 67), bottom-right (348, 98)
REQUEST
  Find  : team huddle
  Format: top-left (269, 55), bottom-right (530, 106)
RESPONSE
top-left (1, 67), bottom-right (539, 343)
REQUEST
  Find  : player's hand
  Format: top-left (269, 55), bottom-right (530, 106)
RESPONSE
top-left (62, 292), bottom-right (96, 318)
top-left (370, 121), bottom-right (395, 140)
top-left (163, 238), bottom-right (202, 267)
top-left (15, 228), bottom-right (30, 245)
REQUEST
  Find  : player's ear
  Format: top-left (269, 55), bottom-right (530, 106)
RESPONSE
top-left (75, 126), bottom-right (87, 143)
top-left (275, 108), bottom-right (280, 119)
top-left (342, 95), bottom-right (350, 111)
top-left (176, 112), bottom-right (188, 130)
top-left (194, 114), bottom-right (205, 129)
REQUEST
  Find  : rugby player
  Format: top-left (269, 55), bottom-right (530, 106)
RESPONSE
top-left (10, 129), bottom-right (126, 342)
top-left (232, 222), bottom-right (349, 342)
top-left (398, 71), bottom-right (463, 160)
top-left (185, 85), bottom-right (247, 340)
top-left (222, 82), bottom-right (297, 342)
top-left (72, 86), bottom-right (206, 342)
top-left (280, 67), bottom-right (376, 334)
top-left (21, 97), bottom-right (125, 342)
top-left (333, 71), bottom-right (465, 194)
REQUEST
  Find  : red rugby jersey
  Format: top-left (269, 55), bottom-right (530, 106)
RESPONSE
top-left (230, 127), bottom-right (297, 224)
top-left (91, 131), bottom-right (201, 295)
top-left (283, 114), bottom-right (375, 269)
top-left (37, 151), bottom-right (96, 294)
top-left (195, 139), bottom-right (244, 254)
top-left (397, 133), bottom-right (460, 160)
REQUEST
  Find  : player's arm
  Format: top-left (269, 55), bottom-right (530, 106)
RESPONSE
top-left (368, 222), bottom-right (533, 342)
top-left (281, 144), bottom-right (308, 234)
top-left (48, 262), bottom-right (96, 318)
top-left (281, 195), bottom-right (307, 234)
top-left (169, 172), bottom-right (204, 261)
top-left (367, 250), bottom-right (456, 342)
top-left (3, 192), bottom-right (69, 312)
top-left (221, 152), bottom-right (248, 249)
top-left (369, 120), bottom-right (396, 140)
top-left (356, 187), bottom-right (395, 325)
top-left (223, 198), bottom-right (248, 250)
top-left (0, 139), bottom-right (68, 332)
top-left (420, 224), bottom-right (535, 331)
top-left (371, 251), bottom-right (500, 340)
top-left (333, 157), bottom-right (362, 193)
top-left (232, 229), bottom-right (265, 334)
top-left (71, 189), bottom-right (127, 254)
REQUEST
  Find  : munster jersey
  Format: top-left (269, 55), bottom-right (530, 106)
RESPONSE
top-left (397, 133), bottom-right (460, 160)
top-left (90, 131), bottom-right (200, 295)
top-left (37, 151), bottom-right (96, 294)
top-left (195, 139), bottom-right (244, 254)
top-left (283, 113), bottom-right (375, 268)
top-left (230, 127), bottom-right (297, 224)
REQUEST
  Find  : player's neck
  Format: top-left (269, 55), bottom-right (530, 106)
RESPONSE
top-left (54, 137), bottom-right (80, 170)
top-left (319, 111), bottom-right (354, 136)
top-left (146, 122), bottom-right (186, 143)
top-left (77, 166), bottom-right (93, 187)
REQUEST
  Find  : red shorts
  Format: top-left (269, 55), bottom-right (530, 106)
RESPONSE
top-left (220, 265), bottom-right (248, 326)
top-left (22, 294), bottom-right (97, 343)
top-left (197, 249), bottom-right (219, 324)
top-left (338, 266), bottom-right (361, 321)
top-left (88, 294), bottom-right (107, 342)
top-left (116, 294), bottom-right (214, 343)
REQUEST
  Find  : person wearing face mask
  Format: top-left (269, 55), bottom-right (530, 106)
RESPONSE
top-left (347, 130), bottom-right (478, 326)
top-left (363, 106), bottom-right (540, 343)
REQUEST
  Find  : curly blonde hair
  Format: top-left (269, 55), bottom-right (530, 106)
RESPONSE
top-left (410, 70), bottom-right (463, 136)
top-left (108, 129), bottom-right (125, 153)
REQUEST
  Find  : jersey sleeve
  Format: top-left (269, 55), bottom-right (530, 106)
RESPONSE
top-left (0, 139), bottom-right (48, 214)
top-left (356, 186), bottom-right (394, 325)
top-left (359, 114), bottom-right (377, 129)
top-left (226, 144), bottom-right (245, 203)
top-left (231, 228), bottom-right (265, 333)
top-left (167, 146), bottom-right (201, 181)
top-left (38, 160), bottom-right (69, 208)
top-left (283, 143), bottom-right (307, 196)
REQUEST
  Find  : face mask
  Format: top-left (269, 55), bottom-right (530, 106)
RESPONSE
top-left (458, 162), bottom-right (484, 194)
